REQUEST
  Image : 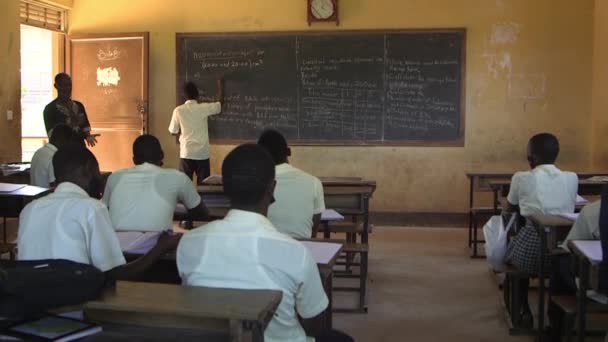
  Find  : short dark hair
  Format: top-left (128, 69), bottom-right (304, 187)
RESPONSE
top-left (54, 72), bottom-right (71, 84)
top-left (133, 134), bottom-right (163, 165)
top-left (49, 124), bottom-right (75, 148)
top-left (52, 144), bottom-right (98, 182)
top-left (529, 133), bottom-right (560, 164)
top-left (222, 144), bottom-right (275, 207)
top-left (184, 82), bottom-right (199, 100)
top-left (257, 129), bottom-right (289, 164)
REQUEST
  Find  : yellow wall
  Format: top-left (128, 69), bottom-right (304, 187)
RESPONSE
top-left (592, 0), bottom-right (608, 169)
top-left (0, 0), bottom-right (22, 163)
top-left (67, 0), bottom-right (595, 213)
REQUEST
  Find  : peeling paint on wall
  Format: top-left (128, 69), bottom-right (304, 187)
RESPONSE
top-left (491, 22), bottom-right (521, 45)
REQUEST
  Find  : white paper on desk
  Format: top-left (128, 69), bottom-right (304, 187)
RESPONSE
top-left (576, 195), bottom-right (589, 206)
top-left (117, 231), bottom-right (160, 254)
top-left (586, 176), bottom-right (608, 183)
top-left (571, 240), bottom-right (603, 265)
top-left (559, 213), bottom-right (580, 221)
top-left (301, 241), bottom-right (342, 265)
top-left (202, 175), bottom-right (222, 185)
top-left (321, 209), bottom-right (344, 221)
top-left (587, 290), bottom-right (608, 304)
top-left (202, 194), bottom-right (231, 208)
top-left (0, 183), bottom-right (25, 193)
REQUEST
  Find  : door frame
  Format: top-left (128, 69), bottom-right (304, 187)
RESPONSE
top-left (65, 32), bottom-right (150, 134)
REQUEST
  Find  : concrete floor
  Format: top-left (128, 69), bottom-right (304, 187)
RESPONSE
top-left (331, 227), bottom-right (606, 342)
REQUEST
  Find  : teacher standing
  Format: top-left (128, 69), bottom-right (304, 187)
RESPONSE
top-left (43, 73), bottom-right (97, 147)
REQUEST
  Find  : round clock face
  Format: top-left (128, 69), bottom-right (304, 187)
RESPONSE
top-left (311, 0), bottom-right (335, 20)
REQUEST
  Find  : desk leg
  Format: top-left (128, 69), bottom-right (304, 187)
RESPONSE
top-left (576, 258), bottom-right (589, 342)
top-left (537, 227), bottom-right (547, 342)
top-left (362, 196), bottom-right (370, 244)
top-left (323, 221), bottom-right (330, 239)
top-left (327, 270), bottom-right (333, 329)
top-left (2, 216), bottom-right (6, 243)
top-left (468, 177), bottom-right (474, 248)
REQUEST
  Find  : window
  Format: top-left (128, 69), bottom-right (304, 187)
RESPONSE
top-left (20, 0), bottom-right (67, 33)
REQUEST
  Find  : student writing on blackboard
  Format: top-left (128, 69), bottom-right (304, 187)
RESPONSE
top-left (168, 79), bottom-right (224, 184)
top-left (43, 73), bottom-right (98, 148)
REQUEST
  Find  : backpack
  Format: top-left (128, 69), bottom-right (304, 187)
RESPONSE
top-left (0, 259), bottom-right (106, 319)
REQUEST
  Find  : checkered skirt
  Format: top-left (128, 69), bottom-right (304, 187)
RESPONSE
top-left (506, 222), bottom-right (551, 275)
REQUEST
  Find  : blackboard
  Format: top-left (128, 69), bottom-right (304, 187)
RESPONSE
top-left (176, 29), bottom-right (466, 145)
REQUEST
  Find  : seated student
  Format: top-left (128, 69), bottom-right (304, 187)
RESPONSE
top-left (30, 124), bottom-right (75, 188)
top-left (504, 133), bottom-right (578, 328)
top-left (102, 134), bottom-right (208, 232)
top-left (18, 145), bottom-right (181, 280)
top-left (257, 129), bottom-right (325, 239)
top-left (177, 144), bottom-right (352, 342)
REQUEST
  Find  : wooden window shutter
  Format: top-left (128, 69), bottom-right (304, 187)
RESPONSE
top-left (20, 0), bottom-right (67, 33)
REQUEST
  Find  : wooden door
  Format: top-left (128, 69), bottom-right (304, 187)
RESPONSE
top-left (67, 33), bottom-right (149, 171)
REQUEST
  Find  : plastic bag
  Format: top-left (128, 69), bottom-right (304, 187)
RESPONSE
top-left (483, 214), bottom-right (517, 272)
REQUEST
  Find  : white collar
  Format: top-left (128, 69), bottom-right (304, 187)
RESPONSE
top-left (276, 163), bottom-right (294, 175)
top-left (54, 182), bottom-right (90, 197)
top-left (532, 164), bottom-right (560, 173)
top-left (134, 162), bottom-right (161, 170)
top-left (224, 209), bottom-right (277, 232)
top-left (45, 143), bottom-right (58, 152)
top-left (185, 99), bottom-right (198, 105)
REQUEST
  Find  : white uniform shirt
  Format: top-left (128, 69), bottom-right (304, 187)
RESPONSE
top-left (168, 100), bottom-right (221, 160)
top-left (268, 164), bottom-right (325, 239)
top-left (177, 210), bottom-right (328, 342)
top-left (507, 164), bottom-right (578, 217)
top-left (102, 163), bottom-right (201, 232)
top-left (563, 200), bottom-right (601, 250)
top-left (18, 182), bottom-right (126, 272)
top-left (30, 143), bottom-right (57, 188)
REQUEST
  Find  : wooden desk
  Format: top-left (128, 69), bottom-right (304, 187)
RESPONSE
top-left (568, 240), bottom-right (605, 342)
top-left (489, 178), bottom-right (608, 214)
top-left (198, 177), bottom-right (376, 244)
top-left (0, 184), bottom-right (51, 242)
top-left (0, 164), bottom-right (30, 184)
top-left (124, 239), bottom-right (343, 332)
top-left (529, 214), bottom-right (576, 342)
top-left (84, 281), bottom-right (282, 342)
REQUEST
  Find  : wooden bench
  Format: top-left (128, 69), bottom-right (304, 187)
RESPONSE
top-left (502, 265), bottom-right (536, 334)
top-left (0, 243), bottom-right (16, 260)
top-left (550, 296), bottom-right (608, 342)
top-left (333, 242), bottom-right (369, 314)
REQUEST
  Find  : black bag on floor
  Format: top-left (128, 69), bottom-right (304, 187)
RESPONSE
top-left (0, 259), bottom-right (106, 319)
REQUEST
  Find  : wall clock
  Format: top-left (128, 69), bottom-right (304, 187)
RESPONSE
top-left (308, 0), bottom-right (339, 26)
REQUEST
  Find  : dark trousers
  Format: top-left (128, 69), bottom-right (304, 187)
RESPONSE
top-left (179, 158), bottom-right (210, 185)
